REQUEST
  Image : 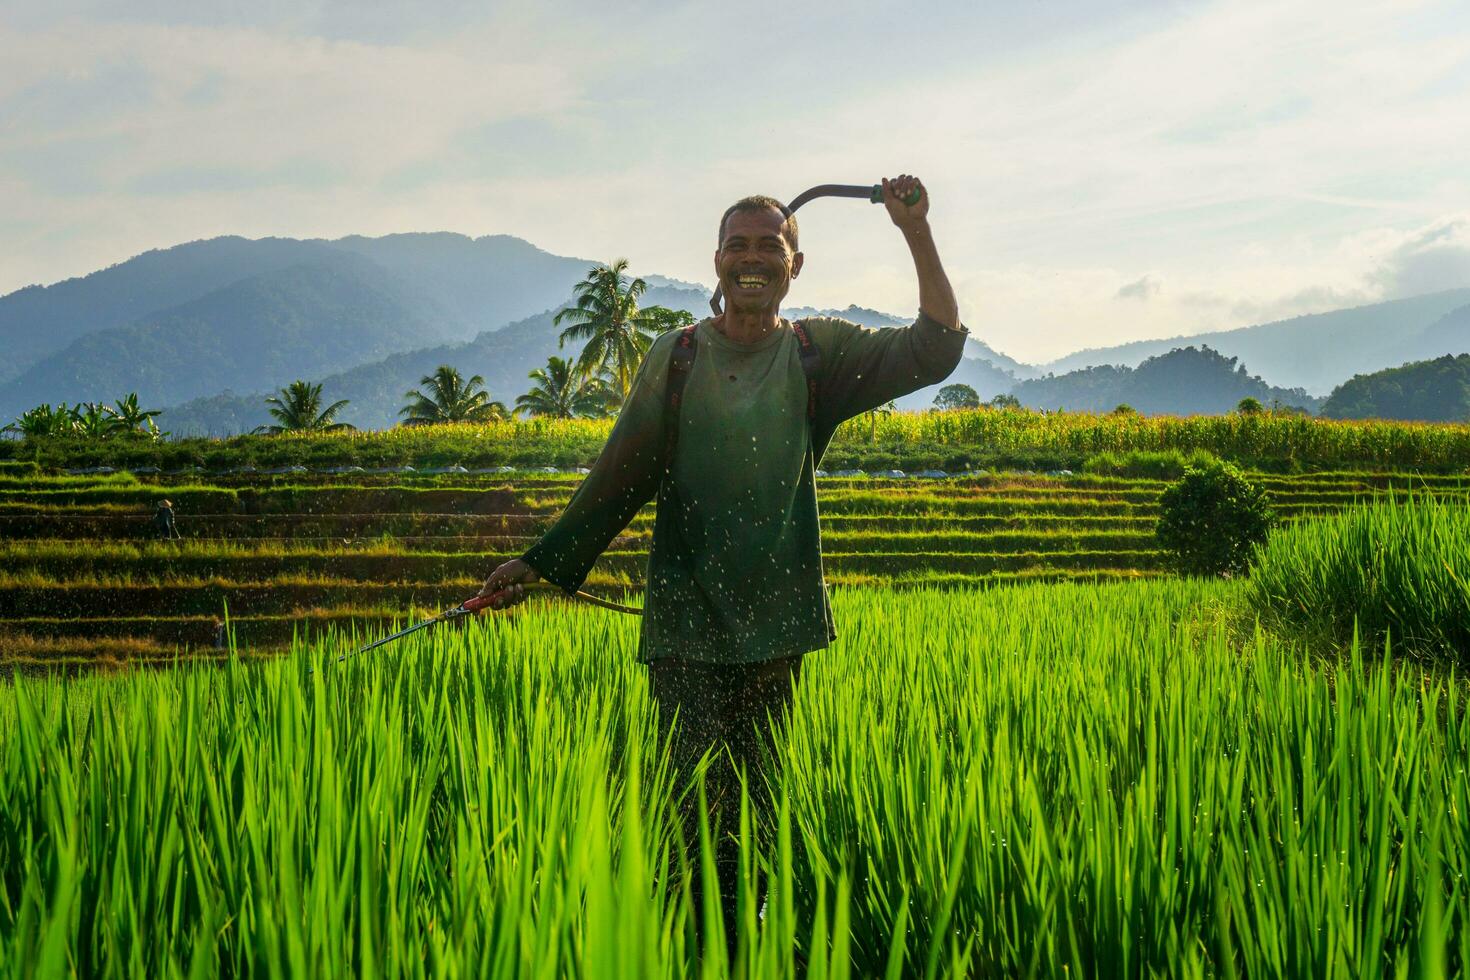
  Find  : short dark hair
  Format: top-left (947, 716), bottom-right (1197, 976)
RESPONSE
top-left (717, 195), bottom-right (799, 251)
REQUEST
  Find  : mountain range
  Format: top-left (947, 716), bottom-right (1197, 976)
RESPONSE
top-left (1039, 290), bottom-right (1470, 394)
top-left (1, 232), bottom-right (1468, 430)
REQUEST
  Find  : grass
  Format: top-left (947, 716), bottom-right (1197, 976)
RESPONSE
top-left (0, 582), bottom-right (1465, 975)
top-left (1247, 494), bottom-right (1470, 663)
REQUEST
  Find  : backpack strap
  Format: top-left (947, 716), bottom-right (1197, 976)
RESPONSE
top-left (790, 319), bottom-right (822, 420)
top-left (663, 323), bottom-right (699, 472)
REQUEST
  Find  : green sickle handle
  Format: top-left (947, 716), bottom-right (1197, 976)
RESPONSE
top-left (870, 184), bottom-right (923, 206)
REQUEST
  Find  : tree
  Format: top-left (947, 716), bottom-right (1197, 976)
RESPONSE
top-left (1112, 403), bottom-right (1138, 415)
top-left (254, 381), bottom-right (354, 435)
top-left (400, 366), bottom-right (507, 426)
top-left (1236, 396), bottom-right (1264, 415)
top-left (987, 393), bottom-right (1022, 410)
top-left (108, 393), bottom-right (166, 438)
top-left (73, 402), bottom-right (114, 439)
top-left (3, 404), bottom-right (71, 438)
top-left (933, 383), bottom-right (981, 411)
top-left (516, 356), bottom-right (616, 419)
top-left (554, 259), bottom-right (677, 402)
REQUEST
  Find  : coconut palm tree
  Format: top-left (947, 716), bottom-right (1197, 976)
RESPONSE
top-left (515, 356), bottom-right (616, 419)
top-left (554, 259), bottom-right (679, 402)
top-left (253, 381), bottom-right (354, 435)
top-left (400, 365), bottom-right (507, 426)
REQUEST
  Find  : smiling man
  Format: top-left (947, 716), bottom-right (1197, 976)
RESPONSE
top-left (480, 174), bottom-right (967, 945)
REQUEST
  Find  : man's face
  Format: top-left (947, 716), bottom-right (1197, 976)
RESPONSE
top-left (714, 207), bottom-right (803, 315)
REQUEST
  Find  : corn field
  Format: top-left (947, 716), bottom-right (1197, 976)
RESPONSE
top-left (2, 581), bottom-right (1466, 977)
top-left (12, 410), bottom-right (1470, 473)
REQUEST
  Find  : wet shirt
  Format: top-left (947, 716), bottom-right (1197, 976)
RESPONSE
top-left (522, 311), bottom-right (967, 663)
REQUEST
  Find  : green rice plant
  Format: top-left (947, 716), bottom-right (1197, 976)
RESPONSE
top-left (1, 582), bottom-right (1466, 976)
top-left (1246, 494), bottom-right (1470, 661)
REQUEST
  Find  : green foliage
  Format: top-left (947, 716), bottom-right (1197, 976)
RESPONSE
top-left (1082, 448), bottom-right (1219, 479)
top-left (1236, 396), bottom-right (1264, 415)
top-left (2, 583), bottom-right (1467, 975)
top-left (400, 366), bottom-right (508, 426)
top-left (11, 409), bottom-right (1470, 473)
top-left (986, 393), bottom-right (1021, 410)
top-left (932, 383), bottom-right (980, 411)
top-left (253, 380), bottom-right (354, 435)
top-left (516, 356), bottom-right (616, 419)
top-left (1111, 403), bottom-right (1137, 415)
top-left (2, 395), bottom-right (167, 442)
top-left (1156, 460), bottom-right (1275, 576)
top-left (554, 260), bottom-right (683, 402)
top-left (1247, 495), bottom-right (1470, 661)
top-left (1321, 353), bottom-right (1470, 422)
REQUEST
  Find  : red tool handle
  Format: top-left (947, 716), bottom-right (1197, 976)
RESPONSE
top-left (462, 589), bottom-right (510, 614)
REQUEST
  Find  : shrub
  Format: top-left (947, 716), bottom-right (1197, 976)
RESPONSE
top-left (1245, 495), bottom-right (1470, 661)
top-left (1156, 460), bottom-right (1274, 576)
top-left (1236, 397), bottom-right (1264, 415)
top-left (1111, 403), bottom-right (1137, 415)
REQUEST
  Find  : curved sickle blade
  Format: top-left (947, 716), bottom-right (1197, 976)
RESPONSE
top-left (710, 184), bottom-right (880, 314)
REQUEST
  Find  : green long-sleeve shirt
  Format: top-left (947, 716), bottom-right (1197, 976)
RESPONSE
top-left (522, 311), bottom-right (968, 663)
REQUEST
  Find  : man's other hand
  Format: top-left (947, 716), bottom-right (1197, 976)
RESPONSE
top-left (478, 558), bottom-right (541, 609)
top-left (882, 174), bottom-right (929, 230)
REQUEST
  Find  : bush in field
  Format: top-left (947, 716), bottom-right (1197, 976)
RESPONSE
top-left (1246, 495), bottom-right (1470, 660)
top-left (1236, 396), bottom-right (1264, 415)
top-left (1083, 449), bottom-right (1219, 479)
top-left (1156, 460), bottom-right (1274, 577)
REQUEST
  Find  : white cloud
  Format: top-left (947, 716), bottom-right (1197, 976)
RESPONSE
top-left (2, 0), bottom-right (1469, 364)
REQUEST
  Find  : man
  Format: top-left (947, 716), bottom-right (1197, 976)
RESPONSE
top-left (152, 498), bottom-right (181, 540)
top-left (480, 174), bottom-right (966, 944)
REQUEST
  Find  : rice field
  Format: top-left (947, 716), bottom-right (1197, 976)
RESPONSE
top-left (2, 468), bottom-right (1468, 663)
top-left (1, 583), bottom-right (1465, 977)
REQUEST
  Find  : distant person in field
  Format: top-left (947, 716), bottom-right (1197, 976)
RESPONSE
top-left (152, 498), bottom-right (181, 540)
top-left (480, 174), bottom-right (966, 939)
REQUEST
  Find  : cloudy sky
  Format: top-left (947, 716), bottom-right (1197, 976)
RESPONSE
top-left (2, 0), bottom-right (1469, 361)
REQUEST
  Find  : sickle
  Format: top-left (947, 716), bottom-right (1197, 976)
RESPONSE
top-left (709, 182), bottom-right (921, 315)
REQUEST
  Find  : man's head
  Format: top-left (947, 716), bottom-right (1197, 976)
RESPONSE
top-left (714, 196), bottom-right (804, 315)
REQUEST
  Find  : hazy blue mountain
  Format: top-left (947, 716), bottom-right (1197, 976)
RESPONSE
top-left (163, 289), bottom-right (1019, 433)
top-left (0, 232), bottom-right (607, 386)
top-left (0, 255), bottom-right (456, 419)
top-left (163, 286), bottom-right (712, 435)
top-left (0, 236), bottom-right (346, 384)
top-left (1041, 290), bottom-right (1470, 395)
top-left (1321, 353), bottom-right (1470, 421)
top-left (1400, 303), bottom-right (1470, 363)
top-left (329, 232), bottom-right (602, 332)
top-left (1013, 346), bottom-right (1321, 415)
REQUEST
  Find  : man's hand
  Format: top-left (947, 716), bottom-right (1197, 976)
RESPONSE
top-left (478, 557), bottom-right (541, 609)
top-left (882, 174), bottom-right (929, 231)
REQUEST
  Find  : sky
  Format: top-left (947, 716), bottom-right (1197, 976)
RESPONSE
top-left (2, 0), bottom-right (1469, 362)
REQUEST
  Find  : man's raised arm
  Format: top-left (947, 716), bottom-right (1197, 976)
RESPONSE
top-left (810, 175), bottom-right (969, 447)
top-left (479, 332), bottom-right (675, 606)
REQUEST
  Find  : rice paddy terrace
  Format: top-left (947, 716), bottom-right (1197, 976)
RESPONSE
top-left (3, 466), bottom-right (1467, 663)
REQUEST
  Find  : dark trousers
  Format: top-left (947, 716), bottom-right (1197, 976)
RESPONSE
top-left (647, 654), bottom-right (803, 949)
